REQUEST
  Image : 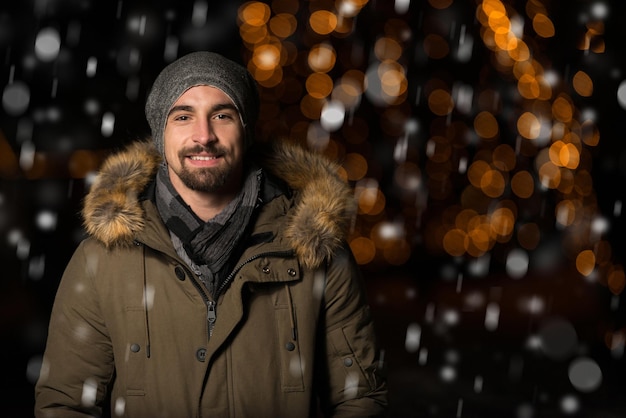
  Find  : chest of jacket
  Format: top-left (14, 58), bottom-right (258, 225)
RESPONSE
top-left (85, 239), bottom-right (324, 417)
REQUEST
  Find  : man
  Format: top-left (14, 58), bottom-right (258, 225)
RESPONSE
top-left (34, 51), bottom-right (387, 417)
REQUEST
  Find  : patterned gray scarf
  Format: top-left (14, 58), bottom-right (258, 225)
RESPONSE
top-left (155, 163), bottom-right (261, 296)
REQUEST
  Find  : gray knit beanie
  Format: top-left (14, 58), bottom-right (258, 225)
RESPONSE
top-left (145, 51), bottom-right (259, 154)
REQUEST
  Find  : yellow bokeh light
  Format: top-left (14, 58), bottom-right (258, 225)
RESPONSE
top-left (474, 111), bottom-right (499, 139)
top-left (374, 37), bottom-right (403, 61)
top-left (306, 72), bottom-right (333, 99)
top-left (488, 10), bottom-right (511, 35)
top-left (490, 207), bottom-right (515, 237)
top-left (518, 74), bottom-right (541, 99)
top-left (552, 95), bottom-right (573, 123)
top-left (556, 167), bottom-right (574, 194)
top-left (573, 71), bottom-right (593, 97)
top-left (350, 236), bottom-right (376, 265)
top-left (517, 112), bottom-right (541, 139)
top-left (343, 152), bottom-right (369, 181)
top-left (300, 94), bottom-right (325, 120)
top-left (511, 170), bottom-right (534, 198)
top-left (252, 43), bottom-right (281, 70)
top-left (508, 39), bottom-right (530, 62)
top-left (239, 1), bottom-right (271, 27)
top-left (549, 141), bottom-right (580, 169)
top-left (608, 267), bottom-right (626, 295)
top-left (555, 199), bottom-right (576, 227)
top-left (269, 13), bottom-right (297, 39)
top-left (468, 160), bottom-right (491, 188)
top-left (456, 209), bottom-right (478, 231)
top-left (443, 228), bottom-right (468, 257)
top-left (428, 89), bottom-right (454, 116)
top-left (467, 223), bottom-right (492, 256)
top-left (576, 249), bottom-right (596, 276)
top-left (581, 119), bottom-right (600, 147)
top-left (532, 13), bottom-right (555, 38)
top-left (480, 169), bottom-right (506, 198)
top-left (240, 22), bottom-right (269, 46)
top-left (308, 44), bottom-right (336, 73)
top-left (480, 0), bottom-right (506, 19)
top-left (355, 182), bottom-right (386, 216)
top-left (492, 144), bottom-right (516, 172)
top-left (538, 161), bottom-right (561, 189)
top-left (309, 10), bottom-right (338, 35)
top-left (380, 65), bottom-right (408, 98)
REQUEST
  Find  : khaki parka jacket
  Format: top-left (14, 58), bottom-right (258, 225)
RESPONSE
top-left (35, 141), bottom-right (387, 418)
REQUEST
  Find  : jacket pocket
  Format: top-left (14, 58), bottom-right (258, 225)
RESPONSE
top-left (327, 311), bottom-right (378, 401)
top-left (124, 306), bottom-right (146, 396)
top-left (275, 306), bottom-right (305, 392)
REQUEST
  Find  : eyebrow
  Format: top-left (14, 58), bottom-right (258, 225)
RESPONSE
top-left (167, 103), bottom-right (239, 118)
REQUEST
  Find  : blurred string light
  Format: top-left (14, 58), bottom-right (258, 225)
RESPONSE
top-left (235, 1), bottom-right (625, 301)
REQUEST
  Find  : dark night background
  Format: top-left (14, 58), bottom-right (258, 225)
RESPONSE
top-left (1, 0), bottom-right (625, 417)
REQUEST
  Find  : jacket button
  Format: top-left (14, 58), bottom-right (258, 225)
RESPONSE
top-left (262, 266), bottom-right (270, 274)
top-left (196, 348), bottom-right (207, 362)
top-left (130, 343), bottom-right (141, 353)
top-left (285, 342), bottom-right (295, 351)
top-left (287, 268), bottom-right (297, 277)
top-left (175, 266), bottom-right (186, 281)
top-left (343, 357), bottom-right (353, 367)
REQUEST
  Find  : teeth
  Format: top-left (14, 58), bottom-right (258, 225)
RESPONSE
top-left (190, 156), bottom-right (217, 161)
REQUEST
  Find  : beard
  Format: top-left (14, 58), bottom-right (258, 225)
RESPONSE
top-left (174, 144), bottom-right (236, 192)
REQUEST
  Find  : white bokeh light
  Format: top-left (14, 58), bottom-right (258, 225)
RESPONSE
top-left (568, 357), bottom-right (602, 392)
top-left (35, 27), bottom-right (61, 62)
top-left (506, 249), bottom-right (529, 279)
top-left (320, 100), bottom-right (345, 132)
top-left (36, 210), bottom-right (58, 231)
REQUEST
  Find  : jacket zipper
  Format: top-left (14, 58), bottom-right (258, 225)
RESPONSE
top-left (207, 301), bottom-right (217, 336)
top-left (176, 262), bottom-right (215, 337)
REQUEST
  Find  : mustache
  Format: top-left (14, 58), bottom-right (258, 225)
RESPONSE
top-left (178, 144), bottom-right (227, 157)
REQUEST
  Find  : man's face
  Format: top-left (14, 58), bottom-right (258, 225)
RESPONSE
top-left (163, 85), bottom-right (245, 196)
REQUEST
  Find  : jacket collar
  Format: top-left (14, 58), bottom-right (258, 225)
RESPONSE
top-left (82, 140), bottom-right (357, 269)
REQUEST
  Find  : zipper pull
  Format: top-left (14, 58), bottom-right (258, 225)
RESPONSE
top-left (207, 301), bottom-right (217, 337)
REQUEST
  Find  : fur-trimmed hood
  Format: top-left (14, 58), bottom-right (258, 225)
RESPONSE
top-left (82, 140), bottom-right (357, 269)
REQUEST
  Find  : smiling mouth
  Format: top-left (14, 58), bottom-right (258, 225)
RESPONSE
top-left (189, 155), bottom-right (219, 161)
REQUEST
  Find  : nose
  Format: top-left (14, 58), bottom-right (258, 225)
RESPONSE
top-left (192, 118), bottom-right (216, 145)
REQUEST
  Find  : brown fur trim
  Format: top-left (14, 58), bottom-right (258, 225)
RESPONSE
top-left (262, 142), bottom-right (357, 269)
top-left (82, 141), bottom-right (162, 247)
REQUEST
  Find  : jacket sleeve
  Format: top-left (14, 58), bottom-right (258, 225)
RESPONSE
top-left (35, 240), bottom-right (115, 417)
top-left (317, 244), bottom-right (388, 417)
